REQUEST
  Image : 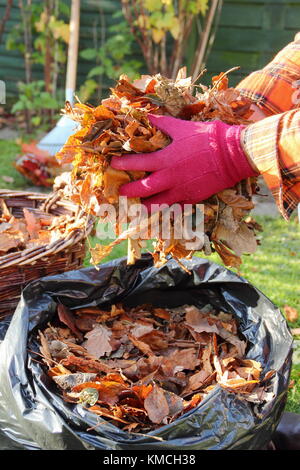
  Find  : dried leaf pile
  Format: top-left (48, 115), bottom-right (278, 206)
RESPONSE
top-left (15, 141), bottom-right (62, 187)
top-left (0, 198), bottom-right (85, 257)
top-left (56, 68), bottom-right (262, 268)
top-left (36, 303), bottom-right (274, 433)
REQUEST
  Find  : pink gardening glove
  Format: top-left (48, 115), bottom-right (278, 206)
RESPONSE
top-left (111, 114), bottom-right (258, 210)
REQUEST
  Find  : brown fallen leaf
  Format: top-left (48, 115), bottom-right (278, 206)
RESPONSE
top-left (185, 306), bottom-right (219, 334)
top-left (284, 305), bottom-right (299, 323)
top-left (83, 324), bottom-right (113, 358)
top-left (138, 330), bottom-right (169, 350)
top-left (23, 208), bottom-right (41, 239)
top-left (75, 314), bottom-right (97, 332)
top-left (153, 308), bottom-right (171, 321)
top-left (57, 304), bottom-right (83, 341)
top-left (291, 328), bottom-right (300, 336)
top-left (38, 330), bottom-right (53, 367)
top-left (164, 390), bottom-right (184, 417)
top-left (161, 348), bottom-right (199, 376)
top-left (61, 355), bottom-right (113, 374)
top-left (144, 384), bottom-right (169, 424)
top-left (88, 405), bottom-right (130, 425)
top-left (185, 370), bottom-right (210, 393)
top-left (128, 334), bottom-right (155, 357)
top-left (0, 231), bottom-right (24, 254)
top-left (103, 167), bottom-right (131, 204)
top-left (130, 322), bottom-right (154, 338)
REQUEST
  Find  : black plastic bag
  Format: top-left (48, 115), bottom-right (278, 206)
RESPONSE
top-left (0, 255), bottom-right (293, 450)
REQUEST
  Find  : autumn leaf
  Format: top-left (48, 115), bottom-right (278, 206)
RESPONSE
top-left (23, 208), bottom-right (41, 239)
top-left (128, 136), bottom-right (158, 153)
top-left (138, 330), bottom-right (169, 351)
top-left (185, 306), bottom-right (219, 334)
top-left (164, 390), bottom-right (184, 417)
top-left (144, 385), bottom-right (169, 424)
top-left (83, 324), bottom-right (113, 358)
top-left (133, 76), bottom-right (157, 94)
top-left (103, 167), bottom-right (131, 204)
top-left (128, 334), bottom-right (155, 357)
top-left (93, 105), bottom-right (115, 121)
top-left (0, 231), bottom-right (24, 254)
top-left (57, 304), bottom-right (83, 341)
top-left (284, 305), bottom-right (299, 323)
top-left (185, 370), bottom-right (210, 393)
top-left (148, 130), bottom-right (170, 149)
top-left (132, 384), bottom-right (153, 401)
top-left (212, 72), bottom-right (228, 91)
top-left (125, 120), bottom-right (140, 138)
top-left (53, 373), bottom-right (98, 391)
top-left (178, 102), bottom-right (206, 120)
top-left (291, 328), bottom-right (300, 336)
top-left (153, 308), bottom-right (170, 321)
top-left (130, 322), bottom-right (154, 338)
top-left (75, 314), bottom-right (97, 332)
top-left (90, 244), bottom-right (112, 265)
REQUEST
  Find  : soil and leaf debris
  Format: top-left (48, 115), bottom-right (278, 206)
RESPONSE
top-left (55, 68), bottom-right (262, 268)
top-left (36, 302), bottom-right (274, 433)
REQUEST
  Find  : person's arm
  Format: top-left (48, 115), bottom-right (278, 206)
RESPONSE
top-left (241, 108), bottom-right (300, 220)
top-left (236, 33), bottom-right (300, 117)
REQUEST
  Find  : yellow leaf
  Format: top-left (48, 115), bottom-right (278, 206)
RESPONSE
top-left (170, 18), bottom-right (180, 39)
top-left (151, 28), bottom-right (165, 44)
top-left (49, 17), bottom-right (70, 42)
top-left (35, 11), bottom-right (47, 33)
top-left (90, 243), bottom-right (112, 265)
top-left (198, 0), bottom-right (209, 16)
top-left (137, 14), bottom-right (150, 29)
top-left (144, 0), bottom-right (162, 11)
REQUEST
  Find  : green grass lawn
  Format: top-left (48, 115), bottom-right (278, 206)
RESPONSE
top-left (1, 138), bottom-right (299, 413)
top-left (0, 139), bottom-right (29, 190)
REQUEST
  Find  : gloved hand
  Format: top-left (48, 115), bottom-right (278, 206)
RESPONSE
top-left (111, 114), bottom-right (258, 210)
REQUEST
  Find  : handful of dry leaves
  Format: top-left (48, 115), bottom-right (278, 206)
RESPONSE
top-left (56, 68), bottom-right (262, 268)
top-left (37, 302), bottom-right (274, 433)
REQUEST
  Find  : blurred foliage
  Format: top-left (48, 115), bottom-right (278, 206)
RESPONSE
top-left (6, 2), bottom-right (69, 64)
top-left (136, 0), bottom-right (208, 44)
top-left (12, 80), bottom-right (59, 135)
top-left (121, 0), bottom-right (216, 80)
top-left (79, 11), bottom-right (143, 102)
top-left (5, 1), bottom-right (70, 133)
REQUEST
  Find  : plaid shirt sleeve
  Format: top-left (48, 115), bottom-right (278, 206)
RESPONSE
top-left (236, 33), bottom-right (300, 218)
top-left (242, 109), bottom-right (300, 220)
top-left (236, 33), bottom-right (300, 115)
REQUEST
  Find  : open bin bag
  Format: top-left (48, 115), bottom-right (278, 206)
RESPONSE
top-left (0, 255), bottom-right (293, 450)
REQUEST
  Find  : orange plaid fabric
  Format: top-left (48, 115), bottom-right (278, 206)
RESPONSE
top-left (236, 34), bottom-right (300, 116)
top-left (236, 34), bottom-right (300, 219)
top-left (242, 109), bottom-right (300, 219)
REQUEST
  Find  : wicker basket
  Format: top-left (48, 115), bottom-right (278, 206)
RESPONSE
top-left (0, 190), bottom-right (94, 318)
